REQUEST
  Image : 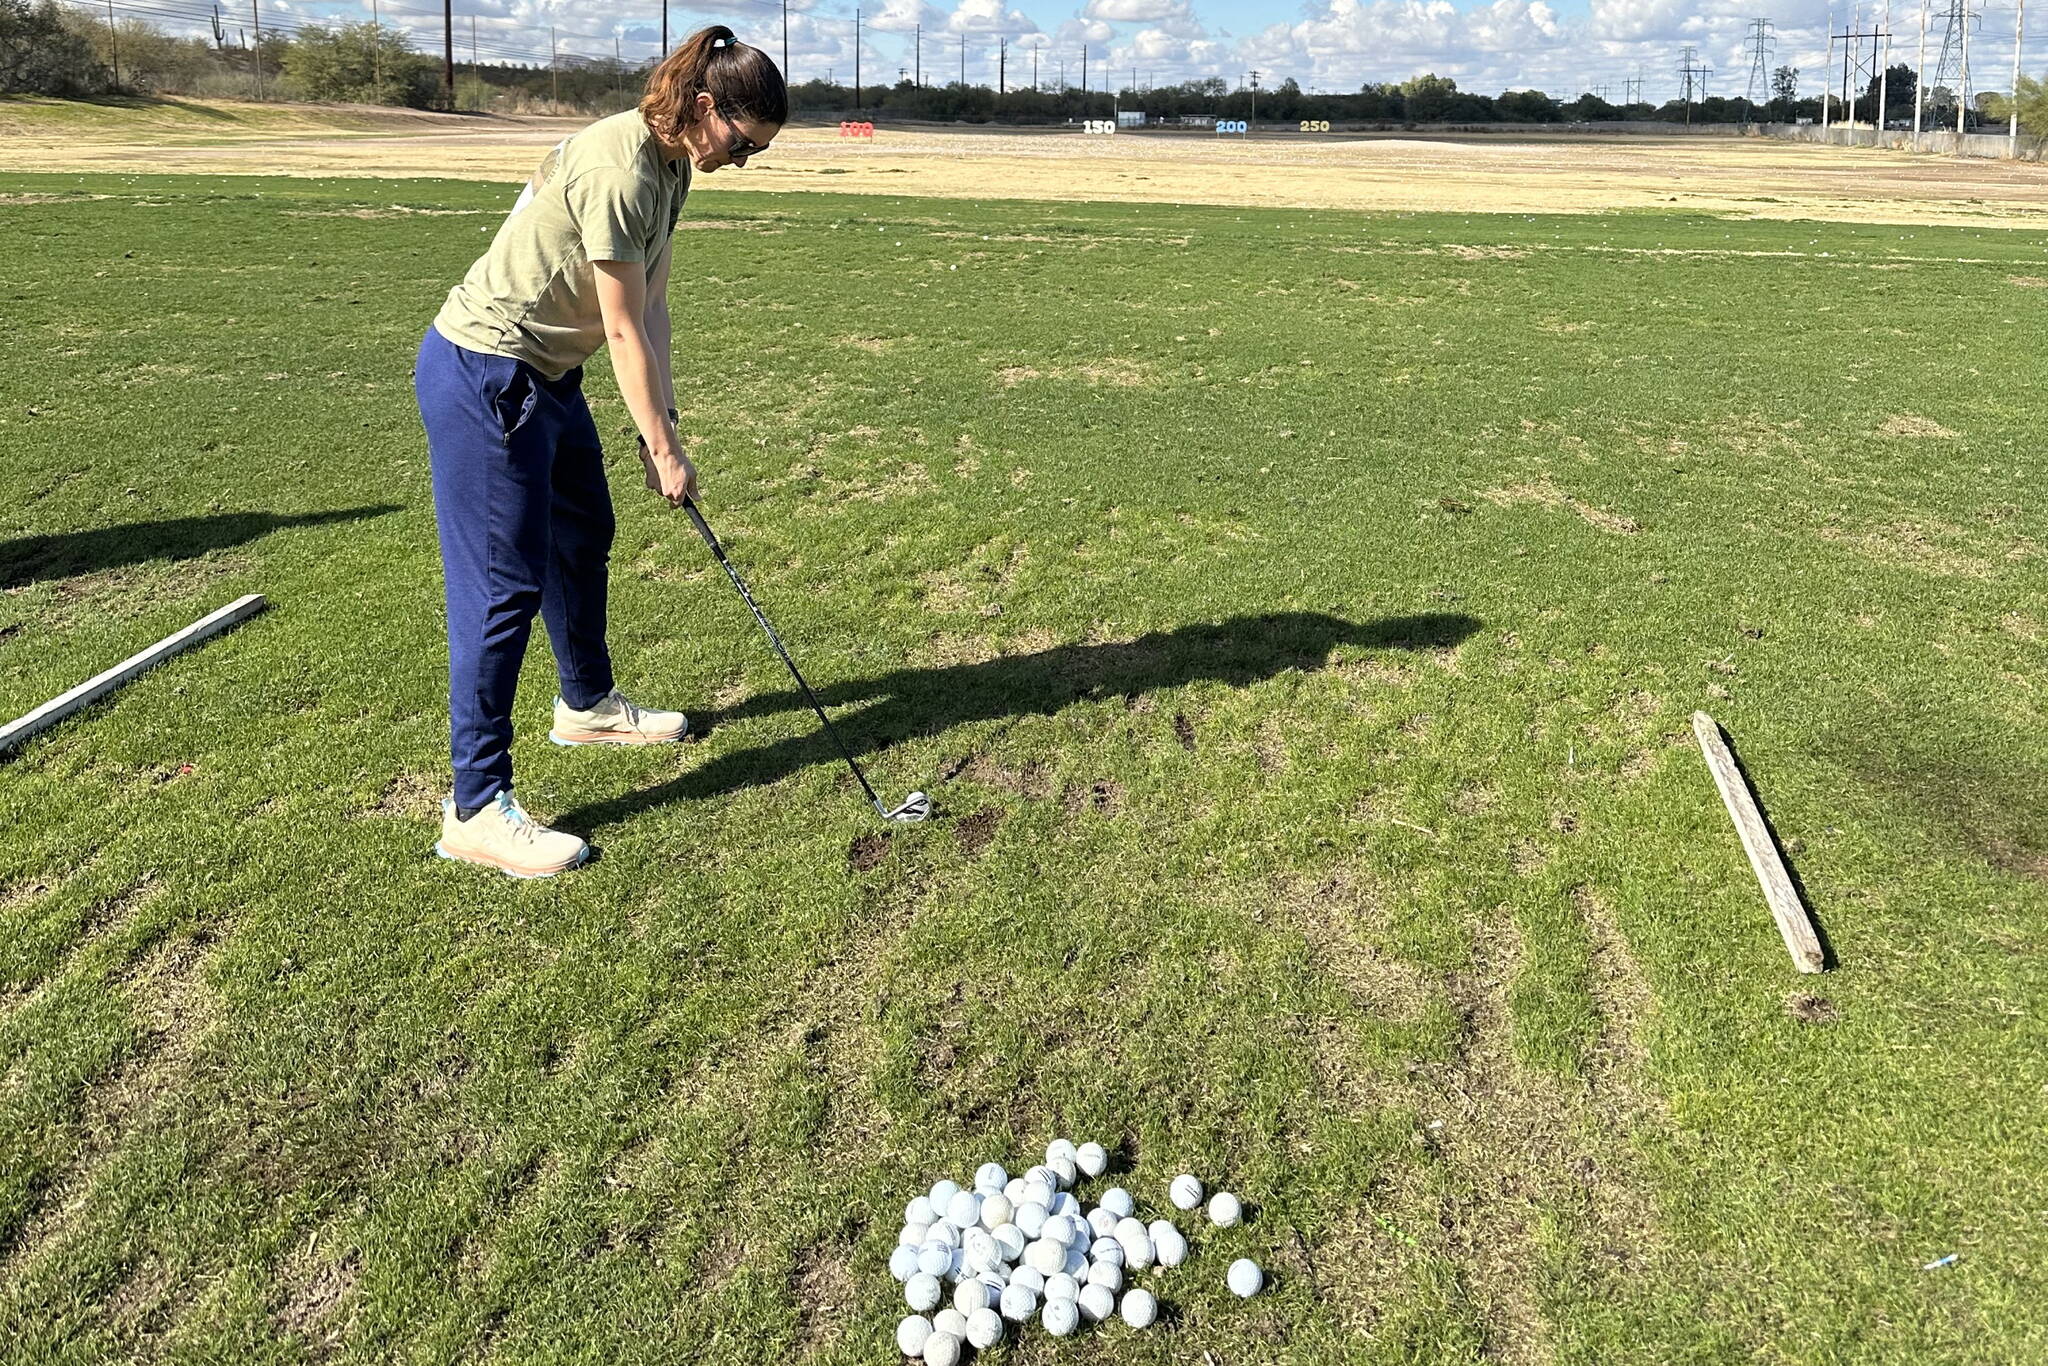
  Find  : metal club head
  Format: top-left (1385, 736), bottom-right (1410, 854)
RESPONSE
top-left (882, 791), bottom-right (933, 824)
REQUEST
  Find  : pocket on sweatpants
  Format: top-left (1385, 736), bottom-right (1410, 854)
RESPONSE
top-left (488, 366), bottom-right (541, 441)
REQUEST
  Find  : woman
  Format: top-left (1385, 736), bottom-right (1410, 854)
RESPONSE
top-left (415, 25), bottom-right (785, 878)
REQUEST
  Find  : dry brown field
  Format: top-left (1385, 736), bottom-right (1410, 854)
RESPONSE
top-left (4, 97), bottom-right (2047, 227)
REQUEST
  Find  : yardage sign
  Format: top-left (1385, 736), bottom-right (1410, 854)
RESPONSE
top-left (839, 121), bottom-right (876, 138)
top-left (1215, 120), bottom-right (1248, 134)
top-left (1298, 120), bottom-right (1331, 132)
top-left (1083, 120), bottom-right (1117, 135)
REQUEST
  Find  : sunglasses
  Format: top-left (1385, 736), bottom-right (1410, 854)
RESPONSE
top-left (716, 106), bottom-right (773, 160)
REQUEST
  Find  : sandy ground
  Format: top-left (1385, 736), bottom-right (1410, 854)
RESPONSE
top-left (6, 103), bottom-right (2048, 227)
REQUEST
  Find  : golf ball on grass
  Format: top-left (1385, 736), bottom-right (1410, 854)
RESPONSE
top-left (1208, 1191), bottom-right (1242, 1227)
top-left (899, 1222), bottom-right (931, 1248)
top-left (916, 1246), bottom-right (950, 1279)
top-left (1091, 1237), bottom-right (1125, 1267)
top-left (1087, 1206), bottom-right (1119, 1238)
top-left (954, 1279), bottom-right (995, 1315)
top-left (1170, 1174), bottom-right (1204, 1210)
top-left (932, 1307), bottom-right (968, 1338)
top-left (1042, 1296), bottom-right (1080, 1337)
top-left (1228, 1259), bottom-right (1265, 1298)
top-left (1014, 1201), bottom-right (1048, 1238)
top-left (889, 1245), bottom-right (920, 1281)
top-left (974, 1162), bottom-right (1008, 1192)
top-left (930, 1179), bottom-right (960, 1212)
top-left (906, 1196), bottom-right (936, 1226)
top-left (897, 1315), bottom-right (933, 1356)
top-left (991, 1223), bottom-right (1026, 1262)
top-left (1100, 1187), bottom-right (1135, 1219)
top-left (1047, 1138), bottom-right (1078, 1165)
top-left (945, 1191), bottom-right (981, 1228)
top-left (966, 1306), bottom-right (1004, 1349)
top-left (1150, 1221), bottom-right (1187, 1268)
top-left (1086, 1260), bottom-right (1124, 1293)
top-left (1121, 1287), bottom-right (1158, 1328)
top-left (1079, 1282), bottom-right (1116, 1324)
top-left (1044, 1272), bottom-right (1080, 1302)
top-left (980, 1194), bottom-right (1014, 1230)
top-left (906, 1273), bottom-right (942, 1312)
top-left (1076, 1141), bottom-right (1108, 1177)
top-left (1048, 1155), bottom-right (1078, 1188)
top-left (1009, 1266), bottom-right (1045, 1296)
top-left (924, 1331), bottom-right (963, 1366)
top-left (1025, 1239), bottom-right (1064, 1275)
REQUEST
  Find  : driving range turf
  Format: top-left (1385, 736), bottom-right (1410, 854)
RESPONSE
top-left (2, 171), bottom-right (2046, 1363)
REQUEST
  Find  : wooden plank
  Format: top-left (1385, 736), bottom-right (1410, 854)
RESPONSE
top-left (0, 594), bottom-right (268, 757)
top-left (1692, 710), bottom-right (1827, 973)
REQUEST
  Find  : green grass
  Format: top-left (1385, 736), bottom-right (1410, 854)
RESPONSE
top-left (2, 170), bottom-right (2046, 1364)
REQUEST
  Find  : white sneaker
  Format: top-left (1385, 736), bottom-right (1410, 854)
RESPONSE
top-left (435, 791), bottom-right (589, 879)
top-left (549, 688), bottom-right (690, 746)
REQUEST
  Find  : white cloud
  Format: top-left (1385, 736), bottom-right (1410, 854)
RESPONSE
top-left (1083, 0), bottom-right (1180, 21)
top-left (944, 0), bottom-right (1040, 36)
top-left (869, 0), bottom-right (944, 35)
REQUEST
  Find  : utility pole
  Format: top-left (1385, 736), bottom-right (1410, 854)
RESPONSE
top-left (371, 0), bottom-right (382, 103)
top-left (1881, 0), bottom-right (1894, 133)
top-left (1824, 17), bottom-right (1836, 127)
top-left (2012, 0), bottom-right (2027, 153)
top-left (1249, 68), bottom-right (1258, 125)
top-left (550, 24), bottom-right (558, 106)
top-left (661, 0), bottom-right (667, 57)
top-left (781, 0), bottom-right (787, 79)
top-left (1833, 18), bottom-right (1887, 128)
top-left (1081, 45), bottom-right (1087, 101)
top-left (1678, 46), bottom-right (1713, 125)
top-left (106, 0), bottom-right (119, 87)
top-left (854, 8), bottom-right (862, 110)
top-left (961, 34), bottom-right (967, 88)
top-left (251, 0), bottom-right (263, 100)
top-left (441, 0), bottom-right (453, 109)
top-left (999, 37), bottom-right (1006, 95)
top-left (1032, 46), bottom-right (1038, 92)
top-left (914, 23), bottom-right (920, 85)
top-left (470, 15), bottom-right (476, 68)
top-left (1915, 0), bottom-right (1930, 132)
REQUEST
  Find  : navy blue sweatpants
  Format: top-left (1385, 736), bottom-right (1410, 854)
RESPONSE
top-left (414, 325), bottom-right (616, 812)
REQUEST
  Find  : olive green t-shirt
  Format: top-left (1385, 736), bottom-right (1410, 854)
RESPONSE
top-left (433, 110), bottom-right (689, 381)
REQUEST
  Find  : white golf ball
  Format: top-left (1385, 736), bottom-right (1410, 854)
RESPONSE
top-left (917, 1246), bottom-right (951, 1279)
top-left (906, 1273), bottom-right (942, 1312)
top-left (924, 1330), bottom-right (963, 1366)
top-left (991, 1223), bottom-right (1026, 1262)
top-left (1043, 1296), bottom-right (1080, 1337)
top-left (1079, 1282), bottom-right (1116, 1323)
top-left (907, 1196), bottom-right (936, 1226)
top-left (1228, 1258), bottom-right (1264, 1297)
top-left (1009, 1266), bottom-right (1045, 1296)
top-left (945, 1191), bottom-right (982, 1228)
top-left (1063, 1243), bottom-right (1090, 1278)
top-left (966, 1306), bottom-right (1004, 1350)
top-left (1121, 1287), bottom-right (1159, 1328)
top-left (1120, 1232), bottom-right (1155, 1271)
top-left (889, 1245), bottom-right (921, 1282)
top-left (923, 1222), bottom-right (960, 1249)
top-left (1003, 1177), bottom-right (1027, 1204)
top-left (930, 1179), bottom-right (961, 1212)
top-left (1047, 1137), bottom-right (1079, 1165)
top-left (1052, 1193), bottom-right (1082, 1221)
top-left (1087, 1206), bottom-right (1120, 1238)
top-left (1019, 1177), bottom-right (1054, 1211)
top-left (1076, 1141), bottom-right (1109, 1177)
top-left (1091, 1236), bottom-right (1125, 1267)
top-left (897, 1314), bottom-right (934, 1356)
top-left (975, 1162), bottom-right (1009, 1193)
top-left (1044, 1272), bottom-right (1080, 1302)
top-left (1048, 1155), bottom-right (1078, 1188)
top-left (961, 1229), bottom-right (997, 1270)
top-left (1024, 1239), bottom-right (1065, 1275)
top-left (1014, 1201), bottom-right (1048, 1239)
top-left (1086, 1259), bottom-right (1124, 1293)
top-left (1150, 1220), bottom-right (1187, 1268)
top-left (1208, 1191), bottom-right (1243, 1227)
top-left (980, 1194), bottom-right (1014, 1230)
top-left (900, 1221), bottom-right (932, 1248)
top-left (1170, 1174), bottom-right (1204, 1211)
top-left (954, 1278), bottom-right (996, 1315)
top-left (1040, 1213), bottom-right (1075, 1247)
top-left (932, 1307), bottom-right (968, 1339)
top-left (999, 1284), bottom-right (1037, 1323)
top-left (1100, 1187), bottom-right (1135, 1220)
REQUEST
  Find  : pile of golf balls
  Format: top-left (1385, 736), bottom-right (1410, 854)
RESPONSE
top-left (889, 1139), bottom-right (1263, 1359)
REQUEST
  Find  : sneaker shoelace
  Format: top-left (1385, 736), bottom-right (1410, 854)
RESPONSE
top-left (496, 792), bottom-right (540, 845)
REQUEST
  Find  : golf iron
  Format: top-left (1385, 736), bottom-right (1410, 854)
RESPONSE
top-left (682, 497), bottom-right (931, 824)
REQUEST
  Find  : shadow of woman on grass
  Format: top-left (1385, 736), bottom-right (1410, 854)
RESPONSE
top-left (562, 610), bottom-right (1481, 830)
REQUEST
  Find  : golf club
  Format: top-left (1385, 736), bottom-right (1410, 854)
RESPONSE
top-left (681, 496), bottom-right (931, 824)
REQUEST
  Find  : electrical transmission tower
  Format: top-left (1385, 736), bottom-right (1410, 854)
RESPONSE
top-left (1744, 18), bottom-right (1776, 118)
top-left (1831, 13), bottom-right (1888, 128)
top-left (1930, 0), bottom-right (1976, 133)
top-left (1623, 73), bottom-right (1645, 105)
top-left (1678, 46), bottom-right (1714, 124)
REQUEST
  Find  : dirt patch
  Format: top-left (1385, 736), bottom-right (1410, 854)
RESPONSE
top-left (1274, 872), bottom-right (1435, 1023)
top-left (847, 833), bottom-right (890, 872)
top-left (361, 771), bottom-right (437, 820)
top-left (1816, 520), bottom-right (1992, 577)
top-left (1785, 992), bottom-right (1840, 1024)
top-left (1172, 712), bottom-right (1196, 751)
top-left (1062, 779), bottom-right (1123, 815)
top-left (789, 1241), bottom-right (857, 1348)
top-left (954, 806), bottom-right (1005, 858)
top-left (2007, 275), bottom-right (2048, 287)
top-left (954, 753), bottom-right (1055, 800)
top-left (1878, 413), bottom-right (1960, 439)
top-left (276, 1249), bottom-right (360, 1349)
top-left (1481, 478), bottom-right (1640, 535)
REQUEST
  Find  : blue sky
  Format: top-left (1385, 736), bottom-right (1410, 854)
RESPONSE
top-left (262, 0), bottom-right (2040, 103)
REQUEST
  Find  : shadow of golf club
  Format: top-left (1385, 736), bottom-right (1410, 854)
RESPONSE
top-left (0, 506), bottom-right (403, 590)
top-left (561, 611), bottom-right (1481, 831)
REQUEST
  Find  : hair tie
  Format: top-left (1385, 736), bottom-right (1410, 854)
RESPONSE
top-left (711, 36), bottom-right (733, 48)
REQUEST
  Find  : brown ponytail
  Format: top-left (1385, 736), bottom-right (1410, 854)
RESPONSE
top-left (640, 26), bottom-right (788, 141)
